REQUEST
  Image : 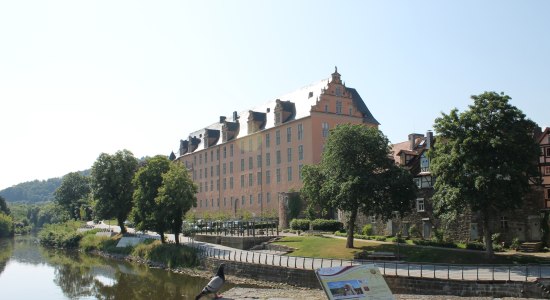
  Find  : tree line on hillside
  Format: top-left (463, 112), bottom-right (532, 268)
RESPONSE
top-left (0, 170), bottom-right (91, 203)
top-left (301, 92), bottom-right (540, 259)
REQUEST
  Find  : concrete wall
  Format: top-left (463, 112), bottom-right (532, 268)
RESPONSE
top-left (202, 258), bottom-right (548, 298)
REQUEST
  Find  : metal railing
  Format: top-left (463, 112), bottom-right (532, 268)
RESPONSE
top-left (193, 244), bottom-right (549, 282)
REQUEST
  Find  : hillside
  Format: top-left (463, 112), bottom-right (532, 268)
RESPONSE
top-left (0, 169), bottom-right (90, 203)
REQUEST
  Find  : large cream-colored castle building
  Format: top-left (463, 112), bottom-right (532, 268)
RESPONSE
top-left (174, 68), bottom-right (379, 218)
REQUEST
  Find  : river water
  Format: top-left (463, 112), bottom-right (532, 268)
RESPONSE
top-left (0, 236), bottom-right (238, 299)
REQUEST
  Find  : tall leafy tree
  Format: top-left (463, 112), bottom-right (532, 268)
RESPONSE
top-left (91, 149), bottom-right (138, 234)
top-left (301, 124), bottom-right (416, 248)
top-left (156, 162), bottom-right (197, 244)
top-left (131, 155), bottom-right (171, 243)
top-left (431, 91), bottom-right (540, 258)
top-left (54, 172), bottom-right (91, 220)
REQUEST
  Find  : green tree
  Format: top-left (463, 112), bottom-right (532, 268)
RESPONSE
top-left (0, 212), bottom-right (14, 237)
top-left (302, 124), bottom-right (416, 248)
top-left (131, 155), bottom-right (171, 243)
top-left (430, 91), bottom-right (540, 258)
top-left (0, 195), bottom-right (9, 215)
top-left (156, 162), bottom-right (197, 244)
top-left (91, 149), bottom-right (138, 234)
top-left (54, 172), bottom-right (91, 220)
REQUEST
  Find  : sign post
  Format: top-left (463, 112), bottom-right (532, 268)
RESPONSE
top-left (315, 265), bottom-right (394, 300)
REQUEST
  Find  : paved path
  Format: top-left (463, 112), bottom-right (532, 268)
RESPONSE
top-left (87, 222), bottom-right (550, 282)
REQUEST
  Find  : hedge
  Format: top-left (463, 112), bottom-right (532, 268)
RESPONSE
top-left (290, 219), bottom-right (310, 231)
top-left (310, 219), bottom-right (343, 232)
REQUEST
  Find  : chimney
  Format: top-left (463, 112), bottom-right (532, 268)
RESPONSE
top-left (219, 116), bottom-right (226, 123)
top-left (232, 111), bottom-right (238, 122)
top-left (408, 133), bottom-right (424, 150)
top-left (426, 131), bottom-right (433, 149)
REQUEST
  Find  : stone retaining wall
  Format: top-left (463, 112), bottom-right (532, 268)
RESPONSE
top-left (202, 258), bottom-right (548, 298)
top-left (194, 235), bottom-right (274, 250)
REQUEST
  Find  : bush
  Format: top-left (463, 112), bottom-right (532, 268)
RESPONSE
top-left (362, 224), bottom-right (373, 236)
top-left (0, 213), bottom-right (14, 238)
top-left (466, 241), bottom-right (486, 251)
top-left (132, 240), bottom-right (199, 268)
top-left (409, 224), bottom-right (421, 238)
top-left (413, 239), bottom-right (458, 248)
top-left (375, 236), bottom-right (387, 242)
top-left (38, 221), bottom-right (84, 248)
top-left (290, 219), bottom-right (310, 231)
top-left (511, 237), bottom-right (521, 250)
top-left (310, 219), bottom-right (343, 232)
top-left (492, 233), bottom-right (502, 244)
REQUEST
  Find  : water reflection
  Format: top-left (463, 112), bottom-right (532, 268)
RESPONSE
top-left (0, 236), bottom-right (238, 299)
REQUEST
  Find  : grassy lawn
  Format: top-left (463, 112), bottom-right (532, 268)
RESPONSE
top-left (272, 236), bottom-right (550, 265)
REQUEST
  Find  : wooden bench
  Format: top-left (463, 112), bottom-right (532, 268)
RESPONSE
top-left (367, 251), bottom-right (400, 260)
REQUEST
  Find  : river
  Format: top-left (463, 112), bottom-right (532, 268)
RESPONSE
top-left (0, 236), bottom-right (238, 299)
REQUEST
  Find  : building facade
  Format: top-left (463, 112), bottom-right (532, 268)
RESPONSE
top-left (174, 68), bottom-right (379, 220)
top-left (362, 130), bottom-right (546, 243)
top-left (538, 127), bottom-right (550, 209)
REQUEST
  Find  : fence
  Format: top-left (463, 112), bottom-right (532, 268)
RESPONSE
top-left (193, 243), bottom-right (550, 282)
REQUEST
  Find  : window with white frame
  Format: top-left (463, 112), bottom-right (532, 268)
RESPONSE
top-left (297, 124), bottom-right (303, 140)
top-left (298, 145), bottom-right (304, 160)
top-left (336, 101), bottom-right (342, 114)
top-left (545, 166), bottom-right (550, 175)
top-left (276, 130), bottom-right (281, 145)
top-left (416, 198), bottom-right (425, 212)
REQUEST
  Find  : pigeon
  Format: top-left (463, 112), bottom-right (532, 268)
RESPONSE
top-left (195, 263), bottom-right (226, 300)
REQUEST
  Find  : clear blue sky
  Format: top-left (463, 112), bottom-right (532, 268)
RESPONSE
top-left (0, 0), bottom-right (548, 190)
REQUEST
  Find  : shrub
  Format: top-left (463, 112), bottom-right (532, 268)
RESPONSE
top-left (409, 224), bottom-right (422, 238)
top-left (432, 228), bottom-right (445, 243)
top-left (132, 240), bottom-right (199, 268)
top-left (362, 224), bottom-right (373, 236)
top-left (290, 219), bottom-right (310, 231)
top-left (80, 234), bottom-right (110, 251)
top-left (492, 233), bottom-right (502, 243)
top-left (466, 241), bottom-right (486, 251)
top-left (0, 213), bottom-right (14, 238)
top-left (511, 237), bottom-right (521, 250)
top-left (38, 221), bottom-right (84, 248)
top-left (375, 236), bottom-right (387, 242)
top-left (413, 239), bottom-right (457, 248)
top-left (310, 219), bottom-right (343, 232)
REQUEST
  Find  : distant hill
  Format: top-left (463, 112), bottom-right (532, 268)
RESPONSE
top-left (0, 169), bottom-right (91, 203)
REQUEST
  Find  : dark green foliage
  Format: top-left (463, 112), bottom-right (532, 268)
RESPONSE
top-left (155, 162), bottom-right (197, 245)
top-left (466, 242), bottom-right (486, 251)
top-left (362, 224), bottom-right (373, 236)
top-left (131, 155), bottom-right (171, 242)
top-left (91, 149), bottom-right (138, 234)
top-left (301, 124), bottom-right (417, 248)
top-left (310, 219), bottom-right (343, 232)
top-left (413, 239), bottom-right (458, 248)
top-left (0, 195), bottom-right (9, 215)
top-left (287, 193), bottom-right (302, 220)
top-left (0, 178), bottom-right (62, 203)
top-left (38, 221), bottom-right (83, 248)
top-left (0, 212), bottom-right (14, 237)
top-left (431, 91), bottom-right (540, 258)
top-left (132, 241), bottom-right (199, 268)
top-left (54, 172), bottom-right (91, 220)
top-left (290, 219), bottom-right (310, 230)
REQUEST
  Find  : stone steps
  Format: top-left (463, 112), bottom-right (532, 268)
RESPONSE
top-left (519, 241), bottom-right (543, 252)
